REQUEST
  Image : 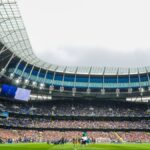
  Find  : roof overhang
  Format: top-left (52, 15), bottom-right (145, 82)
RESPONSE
top-left (0, 0), bottom-right (150, 76)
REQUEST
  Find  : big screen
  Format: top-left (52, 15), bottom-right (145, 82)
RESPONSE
top-left (1, 84), bottom-right (31, 101)
top-left (0, 112), bottom-right (9, 118)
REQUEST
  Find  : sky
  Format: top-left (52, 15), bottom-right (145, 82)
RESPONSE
top-left (17, 0), bottom-right (150, 67)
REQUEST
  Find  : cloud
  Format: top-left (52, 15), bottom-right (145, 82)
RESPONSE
top-left (35, 47), bottom-right (150, 67)
top-left (18, 0), bottom-right (150, 67)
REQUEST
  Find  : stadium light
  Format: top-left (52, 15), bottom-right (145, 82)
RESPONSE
top-left (72, 87), bottom-right (76, 93)
top-left (49, 95), bottom-right (52, 100)
top-left (128, 88), bottom-right (132, 94)
top-left (116, 88), bottom-right (120, 97)
top-left (15, 78), bottom-right (21, 84)
top-left (30, 94), bottom-right (52, 100)
top-left (60, 86), bottom-right (64, 92)
top-left (40, 83), bottom-right (44, 87)
top-left (139, 87), bottom-right (144, 96)
top-left (39, 83), bottom-right (45, 90)
top-left (72, 87), bottom-right (76, 96)
top-left (0, 68), bottom-right (6, 75)
top-left (10, 73), bottom-right (14, 79)
top-left (32, 81), bottom-right (37, 87)
top-left (49, 85), bottom-right (54, 94)
top-left (49, 85), bottom-right (54, 91)
top-left (126, 96), bottom-right (149, 103)
top-left (24, 79), bottom-right (29, 85)
top-left (101, 89), bottom-right (105, 95)
top-left (86, 88), bottom-right (91, 94)
top-left (0, 68), bottom-right (6, 78)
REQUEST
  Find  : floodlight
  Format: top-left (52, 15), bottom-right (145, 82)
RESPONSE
top-left (49, 85), bottom-right (54, 91)
top-left (72, 87), bottom-right (76, 96)
top-left (139, 87), bottom-right (144, 96)
top-left (32, 81), bottom-right (37, 87)
top-left (39, 83), bottom-right (45, 90)
top-left (10, 73), bottom-right (14, 79)
top-left (86, 88), bottom-right (91, 94)
top-left (101, 88), bottom-right (105, 95)
top-left (72, 87), bottom-right (76, 93)
top-left (139, 87), bottom-right (144, 93)
top-left (15, 78), bottom-right (20, 84)
top-left (60, 86), bottom-right (64, 92)
top-left (0, 68), bottom-right (6, 74)
top-left (24, 79), bottom-right (29, 85)
top-left (128, 88), bottom-right (132, 94)
top-left (116, 88), bottom-right (120, 97)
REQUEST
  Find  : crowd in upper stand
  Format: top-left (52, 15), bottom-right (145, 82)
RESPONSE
top-left (0, 100), bottom-right (149, 117)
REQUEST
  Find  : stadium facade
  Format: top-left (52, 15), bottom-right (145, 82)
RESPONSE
top-left (0, 0), bottom-right (150, 101)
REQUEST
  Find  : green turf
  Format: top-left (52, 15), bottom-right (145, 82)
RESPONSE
top-left (0, 143), bottom-right (149, 150)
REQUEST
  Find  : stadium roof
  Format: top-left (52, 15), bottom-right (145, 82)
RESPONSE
top-left (1, 0), bottom-right (150, 75)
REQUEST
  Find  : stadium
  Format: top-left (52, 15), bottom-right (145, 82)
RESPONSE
top-left (0, 0), bottom-right (149, 150)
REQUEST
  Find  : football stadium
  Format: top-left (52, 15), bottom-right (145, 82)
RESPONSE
top-left (0, 0), bottom-right (150, 150)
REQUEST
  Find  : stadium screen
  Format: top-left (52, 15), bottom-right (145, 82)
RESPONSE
top-left (0, 112), bottom-right (9, 118)
top-left (0, 84), bottom-right (31, 101)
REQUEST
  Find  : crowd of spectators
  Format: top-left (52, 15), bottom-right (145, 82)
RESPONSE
top-left (118, 132), bottom-right (150, 143)
top-left (0, 100), bottom-right (149, 117)
top-left (0, 117), bottom-right (149, 129)
top-left (0, 100), bottom-right (149, 143)
top-left (0, 129), bottom-right (149, 143)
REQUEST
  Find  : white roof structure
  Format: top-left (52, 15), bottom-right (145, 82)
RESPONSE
top-left (0, 0), bottom-right (149, 75)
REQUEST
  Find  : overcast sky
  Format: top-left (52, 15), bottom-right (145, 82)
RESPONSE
top-left (18, 0), bottom-right (150, 67)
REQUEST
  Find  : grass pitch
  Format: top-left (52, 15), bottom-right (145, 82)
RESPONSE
top-left (0, 143), bottom-right (149, 150)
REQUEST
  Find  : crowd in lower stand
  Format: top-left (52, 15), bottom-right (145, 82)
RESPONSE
top-left (0, 100), bottom-right (149, 144)
top-left (0, 129), bottom-right (149, 143)
top-left (0, 117), bottom-right (149, 129)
